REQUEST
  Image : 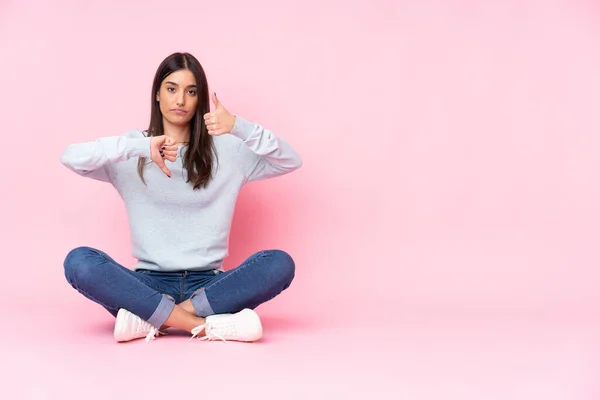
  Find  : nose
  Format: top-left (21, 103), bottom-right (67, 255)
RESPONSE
top-left (176, 91), bottom-right (185, 106)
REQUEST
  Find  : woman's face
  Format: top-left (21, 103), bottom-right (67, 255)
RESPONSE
top-left (156, 68), bottom-right (198, 127)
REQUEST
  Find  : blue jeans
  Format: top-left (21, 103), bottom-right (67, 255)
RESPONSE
top-left (63, 247), bottom-right (295, 328)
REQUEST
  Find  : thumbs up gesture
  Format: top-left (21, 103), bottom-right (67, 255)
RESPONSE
top-left (204, 92), bottom-right (236, 136)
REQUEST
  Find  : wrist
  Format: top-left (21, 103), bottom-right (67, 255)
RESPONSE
top-left (228, 115), bottom-right (236, 133)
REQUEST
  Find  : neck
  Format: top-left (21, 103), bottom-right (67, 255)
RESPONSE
top-left (162, 119), bottom-right (190, 143)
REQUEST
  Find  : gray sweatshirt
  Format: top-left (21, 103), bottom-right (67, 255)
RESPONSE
top-left (60, 116), bottom-right (302, 272)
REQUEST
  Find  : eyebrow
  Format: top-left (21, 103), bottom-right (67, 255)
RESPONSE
top-left (165, 81), bottom-right (197, 88)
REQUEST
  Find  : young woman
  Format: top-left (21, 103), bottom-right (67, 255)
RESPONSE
top-left (61, 52), bottom-right (302, 343)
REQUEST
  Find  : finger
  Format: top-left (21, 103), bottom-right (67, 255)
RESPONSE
top-left (164, 136), bottom-right (177, 146)
top-left (156, 156), bottom-right (171, 176)
top-left (207, 124), bottom-right (217, 134)
top-left (157, 135), bottom-right (167, 143)
top-left (212, 92), bottom-right (220, 109)
top-left (161, 142), bottom-right (177, 149)
top-left (162, 145), bottom-right (178, 152)
top-left (165, 155), bottom-right (177, 162)
top-left (204, 113), bottom-right (212, 121)
top-left (159, 163), bottom-right (171, 177)
top-left (162, 150), bottom-right (178, 158)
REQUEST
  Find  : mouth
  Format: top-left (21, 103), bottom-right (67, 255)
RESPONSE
top-left (172, 109), bottom-right (188, 115)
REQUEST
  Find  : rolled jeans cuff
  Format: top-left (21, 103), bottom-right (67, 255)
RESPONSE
top-left (146, 294), bottom-right (175, 328)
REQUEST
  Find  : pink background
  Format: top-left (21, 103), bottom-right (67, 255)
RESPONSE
top-left (1, 0), bottom-right (599, 398)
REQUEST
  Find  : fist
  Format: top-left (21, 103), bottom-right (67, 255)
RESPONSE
top-left (150, 135), bottom-right (178, 178)
top-left (204, 92), bottom-right (236, 136)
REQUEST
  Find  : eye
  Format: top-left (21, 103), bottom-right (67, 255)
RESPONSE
top-left (167, 87), bottom-right (176, 93)
top-left (188, 89), bottom-right (197, 96)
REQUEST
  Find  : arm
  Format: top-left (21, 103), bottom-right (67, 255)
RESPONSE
top-left (231, 116), bottom-right (303, 182)
top-left (60, 130), bottom-right (151, 182)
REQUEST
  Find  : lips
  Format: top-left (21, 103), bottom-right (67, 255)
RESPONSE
top-left (172, 109), bottom-right (188, 115)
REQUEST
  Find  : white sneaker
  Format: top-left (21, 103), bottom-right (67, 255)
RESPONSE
top-left (114, 308), bottom-right (164, 343)
top-left (189, 308), bottom-right (263, 342)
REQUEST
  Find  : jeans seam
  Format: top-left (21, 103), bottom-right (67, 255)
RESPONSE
top-left (180, 273), bottom-right (186, 303)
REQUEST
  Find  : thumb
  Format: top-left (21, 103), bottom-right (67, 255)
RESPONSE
top-left (154, 151), bottom-right (171, 178)
top-left (159, 161), bottom-right (171, 178)
top-left (212, 92), bottom-right (221, 109)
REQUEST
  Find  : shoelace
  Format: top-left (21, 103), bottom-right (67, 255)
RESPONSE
top-left (145, 327), bottom-right (166, 343)
top-left (189, 321), bottom-right (228, 342)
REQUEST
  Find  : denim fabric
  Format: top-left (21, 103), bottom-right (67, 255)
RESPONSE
top-left (64, 246), bottom-right (295, 327)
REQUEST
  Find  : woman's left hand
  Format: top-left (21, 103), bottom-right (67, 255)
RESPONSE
top-left (204, 92), bottom-right (236, 136)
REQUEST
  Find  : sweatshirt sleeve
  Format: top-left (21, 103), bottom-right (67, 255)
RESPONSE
top-left (230, 116), bottom-right (302, 183)
top-left (60, 130), bottom-right (152, 183)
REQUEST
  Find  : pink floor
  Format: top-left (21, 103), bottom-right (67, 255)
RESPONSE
top-left (4, 302), bottom-right (598, 399)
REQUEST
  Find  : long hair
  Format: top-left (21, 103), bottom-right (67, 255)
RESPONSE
top-left (137, 52), bottom-right (217, 189)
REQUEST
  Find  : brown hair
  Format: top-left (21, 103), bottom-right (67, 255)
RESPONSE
top-left (138, 52), bottom-right (217, 189)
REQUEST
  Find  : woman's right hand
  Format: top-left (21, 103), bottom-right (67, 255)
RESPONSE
top-left (150, 136), bottom-right (178, 178)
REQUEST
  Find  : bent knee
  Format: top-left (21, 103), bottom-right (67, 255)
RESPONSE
top-left (63, 246), bottom-right (101, 285)
top-left (265, 249), bottom-right (295, 285)
top-left (64, 246), bottom-right (95, 269)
